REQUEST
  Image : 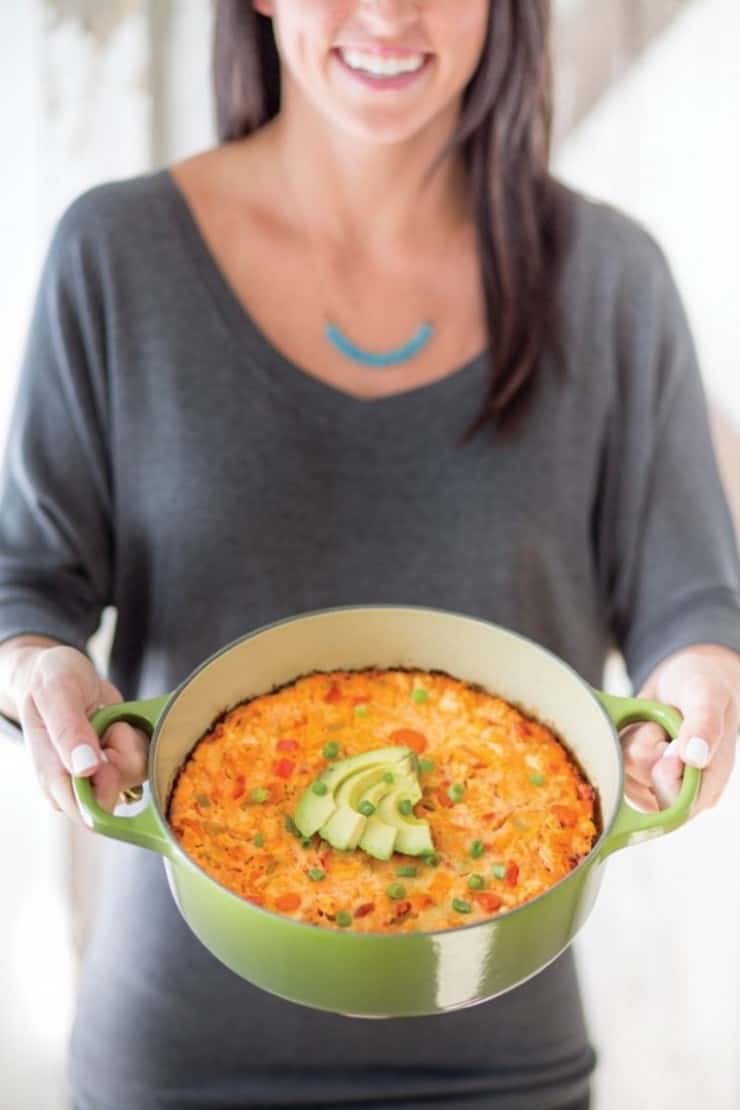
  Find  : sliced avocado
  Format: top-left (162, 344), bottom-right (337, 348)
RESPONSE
top-left (395, 820), bottom-right (434, 856)
top-left (358, 814), bottom-right (398, 860)
top-left (320, 746), bottom-right (413, 791)
top-left (319, 804), bottom-right (367, 851)
top-left (293, 744), bottom-right (435, 856)
top-left (294, 746), bottom-right (412, 837)
top-left (356, 776), bottom-right (402, 860)
top-left (377, 782), bottom-right (434, 856)
top-left (294, 788), bottom-right (336, 837)
top-left (335, 758), bottom-right (414, 810)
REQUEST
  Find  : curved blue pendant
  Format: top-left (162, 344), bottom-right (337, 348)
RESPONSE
top-left (325, 321), bottom-right (434, 369)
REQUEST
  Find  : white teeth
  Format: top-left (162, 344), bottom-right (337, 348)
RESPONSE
top-left (339, 48), bottom-right (425, 77)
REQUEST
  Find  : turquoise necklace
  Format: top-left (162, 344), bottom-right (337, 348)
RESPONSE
top-left (325, 320), bottom-right (434, 368)
top-left (285, 153), bottom-right (444, 370)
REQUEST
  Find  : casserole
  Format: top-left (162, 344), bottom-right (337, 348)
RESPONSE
top-left (73, 605), bottom-right (700, 1017)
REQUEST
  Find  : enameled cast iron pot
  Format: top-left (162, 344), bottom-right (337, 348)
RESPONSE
top-left (72, 605), bottom-right (700, 1018)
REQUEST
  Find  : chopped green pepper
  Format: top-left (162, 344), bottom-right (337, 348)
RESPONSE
top-left (448, 783), bottom-right (465, 804)
top-left (418, 758), bottom-right (435, 774)
top-left (322, 741), bottom-right (340, 759)
top-left (386, 883), bottom-right (406, 900)
top-left (358, 800), bottom-right (376, 817)
top-left (311, 780), bottom-right (329, 796)
top-left (253, 833), bottom-right (264, 847)
top-left (492, 864), bottom-right (506, 879)
top-left (468, 874), bottom-right (485, 890)
top-left (396, 865), bottom-right (418, 877)
top-left (354, 704), bottom-right (369, 717)
top-left (249, 786), bottom-right (269, 804)
top-left (398, 798), bottom-right (414, 816)
top-left (383, 771), bottom-right (395, 784)
top-left (469, 839), bottom-right (485, 859)
top-left (530, 772), bottom-right (545, 786)
top-left (336, 910), bottom-right (352, 927)
top-left (308, 867), bottom-right (326, 881)
top-left (411, 687), bottom-right (429, 703)
top-left (453, 898), bottom-right (472, 914)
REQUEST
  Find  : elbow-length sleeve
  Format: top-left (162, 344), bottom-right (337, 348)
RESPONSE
top-left (0, 196), bottom-right (113, 655)
top-left (593, 234), bottom-right (740, 695)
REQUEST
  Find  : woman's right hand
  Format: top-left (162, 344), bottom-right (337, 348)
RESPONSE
top-left (15, 644), bottom-right (149, 823)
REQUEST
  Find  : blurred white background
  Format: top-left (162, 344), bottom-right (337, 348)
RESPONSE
top-left (1, 1), bottom-right (738, 1107)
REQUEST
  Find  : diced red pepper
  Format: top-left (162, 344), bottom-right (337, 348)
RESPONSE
top-left (354, 902), bottom-right (375, 918)
top-left (273, 758), bottom-right (296, 779)
top-left (231, 774), bottom-right (246, 800)
top-left (514, 720), bottom-right (532, 739)
top-left (276, 738), bottom-right (300, 752)
top-left (577, 782), bottom-right (595, 802)
top-left (275, 892), bottom-right (301, 912)
top-left (474, 892), bottom-right (503, 913)
top-left (390, 728), bottom-right (428, 753)
top-left (351, 694), bottom-right (371, 705)
top-left (391, 900), bottom-right (413, 920)
top-left (324, 683), bottom-right (343, 703)
top-left (505, 862), bottom-right (519, 887)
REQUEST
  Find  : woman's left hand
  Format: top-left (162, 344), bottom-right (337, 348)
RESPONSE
top-left (619, 643), bottom-right (740, 816)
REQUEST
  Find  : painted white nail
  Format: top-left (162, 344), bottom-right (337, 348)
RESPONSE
top-left (70, 744), bottom-right (99, 774)
top-left (100, 751), bottom-right (110, 763)
top-left (664, 738), bottom-right (681, 759)
top-left (685, 736), bottom-right (710, 769)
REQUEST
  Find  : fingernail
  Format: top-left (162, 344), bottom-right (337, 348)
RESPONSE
top-left (100, 750), bottom-right (109, 763)
top-left (663, 738), bottom-right (681, 759)
top-left (70, 744), bottom-right (99, 774)
top-left (685, 736), bottom-right (710, 769)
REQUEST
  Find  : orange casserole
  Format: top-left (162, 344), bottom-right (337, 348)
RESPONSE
top-left (167, 668), bottom-right (600, 932)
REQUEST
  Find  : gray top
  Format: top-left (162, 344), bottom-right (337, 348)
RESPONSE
top-left (1, 168), bottom-right (739, 1110)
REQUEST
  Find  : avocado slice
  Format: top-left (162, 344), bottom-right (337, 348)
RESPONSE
top-left (335, 758), bottom-right (414, 810)
top-left (356, 777), bottom-right (402, 861)
top-left (292, 744), bottom-right (435, 857)
top-left (320, 746), bottom-right (413, 791)
top-left (358, 815), bottom-right (398, 860)
top-left (294, 745), bottom-right (412, 837)
top-left (321, 763), bottom-right (414, 853)
top-left (319, 804), bottom-right (367, 851)
top-left (377, 783), bottom-right (434, 856)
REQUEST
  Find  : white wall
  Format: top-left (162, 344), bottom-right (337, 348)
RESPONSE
top-left (554, 0), bottom-right (740, 427)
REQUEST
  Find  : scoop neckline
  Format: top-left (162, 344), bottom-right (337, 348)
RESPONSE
top-left (159, 167), bottom-right (491, 432)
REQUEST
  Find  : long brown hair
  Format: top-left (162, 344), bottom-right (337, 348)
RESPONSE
top-left (212, 1), bottom-right (571, 444)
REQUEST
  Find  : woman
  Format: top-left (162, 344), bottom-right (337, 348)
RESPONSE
top-left (1, 1), bottom-right (739, 1107)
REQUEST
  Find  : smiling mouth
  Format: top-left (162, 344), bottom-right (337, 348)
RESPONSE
top-left (332, 47), bottom-right (434, 85)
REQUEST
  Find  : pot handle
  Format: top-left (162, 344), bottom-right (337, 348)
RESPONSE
top-left (592, 688), bottom-right (701, 860)
top-left (72, 694), bottom-right (173, 858)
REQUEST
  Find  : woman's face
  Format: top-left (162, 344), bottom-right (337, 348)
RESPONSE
top-left (253, 0), bottom-right (490, 146)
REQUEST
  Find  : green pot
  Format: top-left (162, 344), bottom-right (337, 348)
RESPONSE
top-left (73, 605), bottom-right (699, 1018)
